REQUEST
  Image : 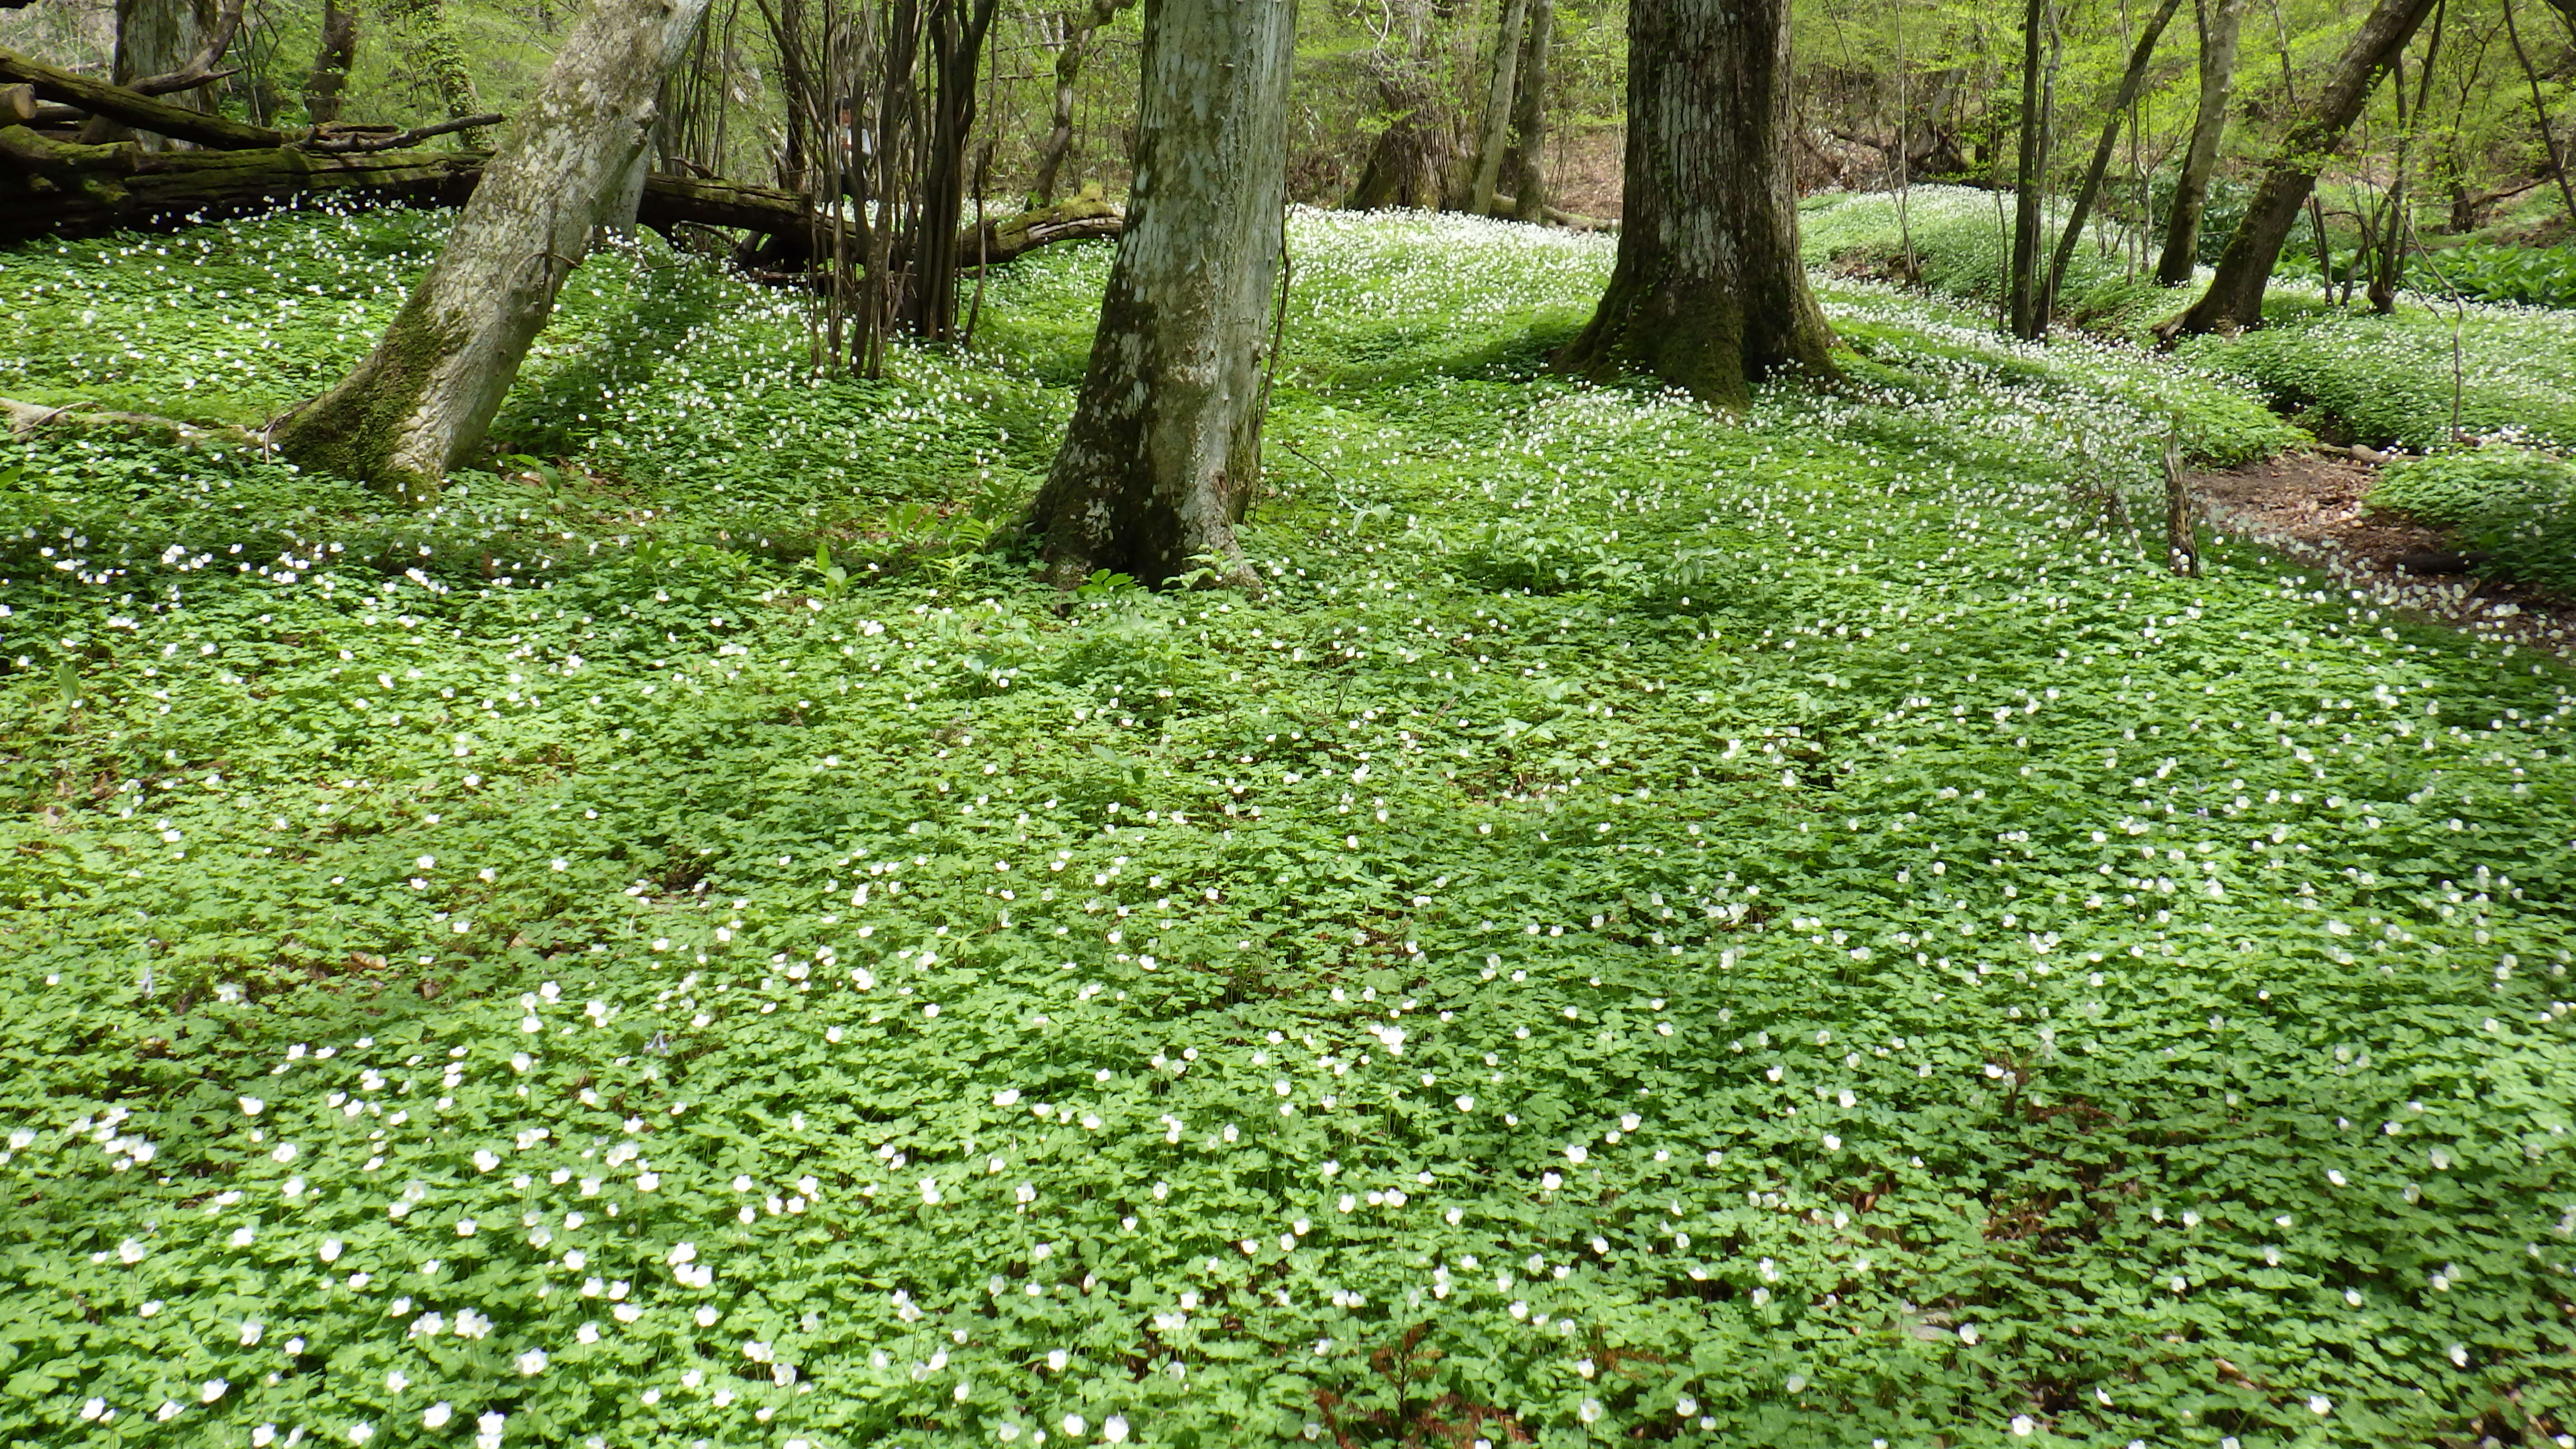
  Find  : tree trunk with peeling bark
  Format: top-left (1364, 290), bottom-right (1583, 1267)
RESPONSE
top-left (1022, 0), bottom-right (1294, 588)
top-left (271, 0), bottom-right (714, 502)
top-left (2156, 0), bottom-right (2248, 285)
top-left (2166, 0), bottom-right (2441, 335)
top-left (1553, 0), bottom-right (1834, 407)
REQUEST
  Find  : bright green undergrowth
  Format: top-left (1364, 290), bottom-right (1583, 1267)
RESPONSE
top-left (1803, 188), bottom-right (2576, 453)
top-left (2368, 447), bottom-right (2576, 594)
top-left (3, 207), bottom-right (2575, 1449)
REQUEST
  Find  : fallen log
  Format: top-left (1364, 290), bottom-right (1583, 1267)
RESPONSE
top-left (0, 136), bottom-right (815, 244)
top-left (959, 195), bottom-right (1124, 267)
top-left (0, 45), bottom-right (288, 150)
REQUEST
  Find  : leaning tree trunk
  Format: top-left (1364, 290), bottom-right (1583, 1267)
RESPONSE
top-left (305, 0), bottom-right (359, 124)
top-left (2154, 0), bottom-right (2248, 285)
top-left (271, 0), bottom-right (714, 501)
top-left (2043, 0), bottom-right (2185, 316)
top-left (2166, 0), bottom-right (2441, 335)
top-left (1499, 0), bottom-right (1554, 221)
top-left (1552, 0), bottom-right (1835, 406)
top-left (1466, 0), bottom-right (1530, 216)
top-left (1022, 0), bottom-right (1295, 588)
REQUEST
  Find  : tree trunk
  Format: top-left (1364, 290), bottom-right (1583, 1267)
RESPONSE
top-left (271, 0), bottom-right (715, 501)
top-left (2166, 0), bottom-right (2441, 335)
top-left (107, 0), bottom-right (216, 150)
top-left (1556, 0), bottom-right (1834, 405)
top-left (2044, 0), bottom-right (2184, 315)
top-left (2504, 0), bottom-right (2576, 230)
top-left (1030, 0), bottom-right (1130, 206)
top-left (1022, 0), bottom-right (1295, 588)
top-left (898, 0), bottom-right (1001, 340)
top-left (384, 0), bottom-right (487, 144)
top-left (2155, 0), bottom-right (2247, 284)
top-left (2007, 0), bottom-right (2048, 338)
top-left (305, 0), bottom-right (359, 125)
top-left (1500, 0), bottom-right (1553, 221)
top-left (1466, 0), bottom-right (1530, 216)
top-left (1343, 1), bottom-right (1456, 211)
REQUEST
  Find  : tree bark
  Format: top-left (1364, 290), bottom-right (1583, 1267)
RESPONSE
top-left (1552, 0), bottom-right (1835, 406)
top-left (2165, 0), bottom-right (2441, 335)
top-left (2504, 0), bottom-right (2576, 230)
top-left (2155, 0), bottom-right (2248, 284)
top-left (108, 0), bottom-right (217, 150)
top-left (1343, 0), bottom-right (1456, 211)
top-left (270, 0), bottom-right (716, 501)
top-left (2044, 0), bottom-right (2184, 315)
top-left (1499, 0), bottom-right (1553, 221)
top-left (305, 0), bottom-right (359, 125)
top-left (899, 0), bottom-right (1002, 340)
top-left (1466, 0), bottom-right (1530, 216)
top-left (2007, 0), bottom-right (2048, 338)
top-left (1022, 0), bottom-right (1295, 588)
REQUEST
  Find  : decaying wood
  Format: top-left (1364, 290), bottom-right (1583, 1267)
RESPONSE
top-left (0, 45), bottom-right (287, 150)
top-left (959, 194), bottom-right (1123, 267)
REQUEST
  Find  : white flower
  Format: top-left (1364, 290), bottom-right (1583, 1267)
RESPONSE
top-left (456, 1219), bottom-right (477, 1237)
top-left (239, 1097), bottom-right (264, 1116)
top-left (424, 1403), bottom-right (453, 1428)
top-left (2011, 1416), bottom-right (2035, 1437)
top-left (994, 1089), bottom-right (1021, 1107)
top-left (1063, 1414), bottom-right (1088, 1437)
top-left (319, 1237), bottom-right (343, 1263)
top-left (239, 1322), bottom-right (262, 1346)
top-left (454, 1309), bottom-right (492, 1338)
top-left (1578, 1400), bottom-right (1603, 1424)
top-left (271, 1142), bottom-right (297, 1163)
top-left (118, 1238), bottom-right (144, 1264)
top-left (517, 1349), bottom-right (549, 1375)
top-left (349, 1424), bottom-right (375, 1445)
top-left (201, 1380), bottom-right (228, 1403)
top-left (1103, 1414), bottom-right (1130, 1443)
top-left (1565, 1144), bottom-right (1588, 1164)
top-left (2309, 1395), bottom-right (2333, 1415)
top-left (473, 1149), bottom-right (499, 1172)
top-left (80, 1398), bottom-right (106, 1422)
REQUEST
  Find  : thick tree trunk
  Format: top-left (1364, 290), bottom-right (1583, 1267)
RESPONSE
top-left (2166, 0), bottom-right (2441, 335)
top-left (271, 0), bottom-right (715, 501)
top-left (1022, 0), bottom-right (1295, 588)
top-left (1466, 0), bottom-right (1530, 216)
top-left (1499, 0), bottom-right (1552, 221)
top-left (108, 0), bottom-right (216, 150)
top-left (2044, 0), bottom-right (2185, 315)
top-left (305, 0), bottom-right (359, 125)
top-left (2006, 0), bottom-right (2048, 338)
top-left (1343, 1), bottom-right (1456, 211)
top-left (1552, 0), bottom-right (1835, 406)
top-left (2155, 0), bottom-right (2248, 284)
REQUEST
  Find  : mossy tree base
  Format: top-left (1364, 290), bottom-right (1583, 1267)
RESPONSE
top-left (1552, 0), bottom-right (1835, 408)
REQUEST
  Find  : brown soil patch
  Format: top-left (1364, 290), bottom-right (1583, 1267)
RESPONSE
top-left (1540, 125), bottom-right (1623, 222)
top-left (2187, 449), bottom-right (2576, 658)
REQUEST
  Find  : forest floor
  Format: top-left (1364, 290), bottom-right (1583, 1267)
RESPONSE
top-left (2184, 451), bottom-right (2576, 658)
top-left (1, 206), bottom-right (2573, 1449)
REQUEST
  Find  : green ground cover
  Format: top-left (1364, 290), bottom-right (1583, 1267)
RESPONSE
top-left (1801, 187), bottom-right (2576, 454)
top-left (2, 207), bottom-right (2574, 1449)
